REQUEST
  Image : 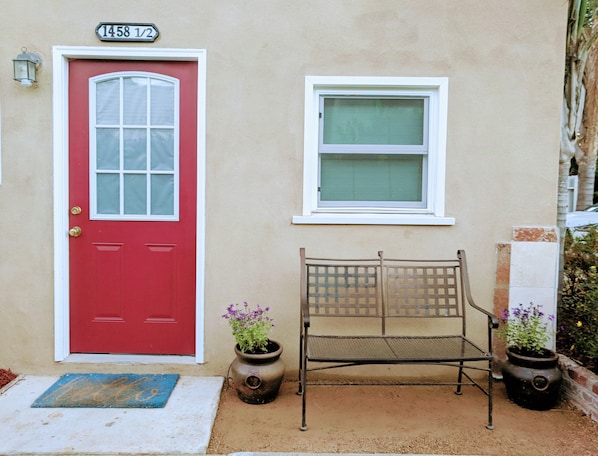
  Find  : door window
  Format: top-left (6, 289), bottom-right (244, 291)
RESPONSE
top-left (90, 72), bottom-right (179, 220)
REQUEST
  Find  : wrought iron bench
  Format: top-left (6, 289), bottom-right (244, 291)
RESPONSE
top-left (298, 247), bottom-right (499, 430)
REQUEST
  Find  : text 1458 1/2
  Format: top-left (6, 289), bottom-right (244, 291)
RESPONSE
top-left (95, 23), bottom-right (159, 42)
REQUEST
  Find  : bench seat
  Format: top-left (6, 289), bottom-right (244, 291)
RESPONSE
top-left (307, 335), bottom-right (491, 364)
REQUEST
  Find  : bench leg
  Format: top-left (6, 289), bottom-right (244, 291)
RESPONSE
top-left (486, 363), bottom-right (494, 430)
top-left (300, 380), bottom-right (308, 430)
top-left (300, 356), bottom-right (308, 431)
top-left (297, 334), bottom-right (304, 395)
top-left (454, 361), bottom-right (464, 396)
top-left (299, 327), bottom-right (309, 430)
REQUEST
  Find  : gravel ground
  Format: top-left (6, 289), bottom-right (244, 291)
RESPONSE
top-left (207, 379), bottom-right (598, 455)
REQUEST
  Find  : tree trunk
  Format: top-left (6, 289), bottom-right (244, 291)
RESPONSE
top-left (577, 128), bottom-right (598, 209)
top-left (576, 31), bottom-right (598, 209)
top-left (558, 1), bottom-right (598, 292)
top-left (558, 154), bottom-right (573, 291)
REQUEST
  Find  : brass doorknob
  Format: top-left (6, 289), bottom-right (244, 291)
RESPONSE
top-left (69, 226), bottom-right (82, 237)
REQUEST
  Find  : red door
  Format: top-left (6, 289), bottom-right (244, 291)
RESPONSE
top-left (68, 60), bottom-right (197, 354)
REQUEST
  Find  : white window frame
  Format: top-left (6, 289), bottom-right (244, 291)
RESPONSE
top-left (293, 76), bottom-right (454, 226)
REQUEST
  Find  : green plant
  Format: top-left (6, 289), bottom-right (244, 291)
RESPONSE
top-left (222, 301), bottom-right (274, 353)
top-left (497, 303), bottom-right (554, 357)
top-left (558, 226), bottom-right (598, 373)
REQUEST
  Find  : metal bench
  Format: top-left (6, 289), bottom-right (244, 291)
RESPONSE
top-left (298, 247), bottom-right (499, 430)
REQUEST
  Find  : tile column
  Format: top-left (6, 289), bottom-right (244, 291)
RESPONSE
top-left (493, 227), bottom-right (559, 375)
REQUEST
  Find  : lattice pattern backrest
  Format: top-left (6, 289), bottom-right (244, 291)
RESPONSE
top-left (306, 263), bottom-right (381, 316)
top-left (385, 264), bottom-right (462, 317)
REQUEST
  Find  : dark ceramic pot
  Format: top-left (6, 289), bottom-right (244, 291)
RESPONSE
top-left (501, 346), bottom-right (562, 410)
top-left (230, 340), bottom-right (285, 404)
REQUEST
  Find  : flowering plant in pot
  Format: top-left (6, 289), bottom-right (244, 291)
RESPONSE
top-left (497, 302), bottom-right (555, 358)
top-left (497, 302), bottom-right (561, 410)
top-left (222, 302), bottom-right (284, 404)
top-left (222, 301), bottom-right (276, 353)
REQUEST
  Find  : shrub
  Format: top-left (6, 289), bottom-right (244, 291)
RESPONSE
top-left (557, 227), bottom-right (598, 374)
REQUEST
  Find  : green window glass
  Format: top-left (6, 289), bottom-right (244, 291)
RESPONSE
top-left (320, 154), bottom-right (423, 202)
top-left (323, 98), bottom-right (425, 146)
top-left (319, 96), bottom-right (428, 208)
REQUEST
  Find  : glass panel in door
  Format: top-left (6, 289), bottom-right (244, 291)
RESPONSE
top-left (91, 72), bottom-right (179, 220)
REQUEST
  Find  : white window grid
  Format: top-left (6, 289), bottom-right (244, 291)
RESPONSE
top-left (89, 71), bottom-right (180, 221)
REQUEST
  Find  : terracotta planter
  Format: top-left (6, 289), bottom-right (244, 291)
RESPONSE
top-left (230, 340), bottom-right (285, 404)
top-left (501, 346), bottom-right (562, 410)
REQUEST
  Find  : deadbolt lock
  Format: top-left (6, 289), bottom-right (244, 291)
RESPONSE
top-left (71, 206), bottom-right (82, 215)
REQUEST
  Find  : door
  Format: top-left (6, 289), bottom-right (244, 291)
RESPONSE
top-left (68, 60), bottom-right (197, 355)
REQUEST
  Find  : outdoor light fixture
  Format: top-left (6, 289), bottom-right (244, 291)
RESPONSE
top-left (13, 48), bottom-right (41, 87)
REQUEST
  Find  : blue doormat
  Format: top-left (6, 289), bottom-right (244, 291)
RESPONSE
top-left (31, 373), bottom-right (179, 408)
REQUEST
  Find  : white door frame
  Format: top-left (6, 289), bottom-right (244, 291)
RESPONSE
top-left (52, 46), bottom-right (207, 363)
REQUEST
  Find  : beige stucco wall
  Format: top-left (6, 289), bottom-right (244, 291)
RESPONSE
top-left (0, 1), bottom-right (567, 376)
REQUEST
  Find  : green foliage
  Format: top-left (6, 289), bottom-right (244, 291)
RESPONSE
top-left (571, 0), bottom-right (598, 37)
top-left (558, 227), bottom-right (598, 373)
top-left (222, 302), bottom-right (274, 353)
top-left (497, 303), bottom-right (554, 356)
top-left (583, 0), bottom-right (598, 26)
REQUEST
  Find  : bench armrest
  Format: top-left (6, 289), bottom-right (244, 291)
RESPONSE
top-left (458, 249), bottom-right (499, 330)
top-left (467, 299), bottom-right (499, 329)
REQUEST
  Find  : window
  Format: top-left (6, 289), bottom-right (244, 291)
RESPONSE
top-left (90, 72), bottom-right (179, 221)
top-left (320, 96), bottom-right (427, 208)
top-left (293, 76), bottom-right (454, 225)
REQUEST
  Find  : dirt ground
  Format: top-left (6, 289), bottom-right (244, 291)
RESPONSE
top-left (207, 379), bottom-right (598, 456)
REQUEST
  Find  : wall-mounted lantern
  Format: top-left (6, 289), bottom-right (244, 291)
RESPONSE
top-left (13, 48), bottom-right (41, 87)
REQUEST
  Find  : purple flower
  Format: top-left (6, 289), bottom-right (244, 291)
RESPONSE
top-left (497, 302), bottom-right (554, 355)
top-left (222, 301), bottom-right (274, 353)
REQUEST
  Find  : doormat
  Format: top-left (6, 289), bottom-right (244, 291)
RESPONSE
top-left (31, 373), bottom-right (179, 408)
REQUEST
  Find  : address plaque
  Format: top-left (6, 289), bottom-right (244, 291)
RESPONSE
top-left (96, 23), bottom-right (159, 42)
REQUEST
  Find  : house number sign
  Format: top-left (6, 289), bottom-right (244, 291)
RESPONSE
top-left (96, 23), bottom-right (159, 42)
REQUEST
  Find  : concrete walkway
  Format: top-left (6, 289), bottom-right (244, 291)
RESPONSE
top-left (0, 375), bottom-right (463, 456)
top-left (0, 375), bottom-right (223, 455)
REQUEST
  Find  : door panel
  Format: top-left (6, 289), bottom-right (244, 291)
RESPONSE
top-left (68, 60), bottom-right (197, 355)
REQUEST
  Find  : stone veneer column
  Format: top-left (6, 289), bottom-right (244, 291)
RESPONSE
top-left (493, 243), bottom-right (510, 375)
top-left (493, 227), bottom-right (559, 374)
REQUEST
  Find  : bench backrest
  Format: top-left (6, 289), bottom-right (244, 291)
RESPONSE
top-left (301, 248), bottom-right (470, 335)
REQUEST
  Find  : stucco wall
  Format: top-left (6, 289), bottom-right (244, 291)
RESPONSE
top-left (0, 1), bottom-right (567, 376)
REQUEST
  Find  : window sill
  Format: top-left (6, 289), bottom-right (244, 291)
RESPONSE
top-left (292, 213), bottom-right (456, 226)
